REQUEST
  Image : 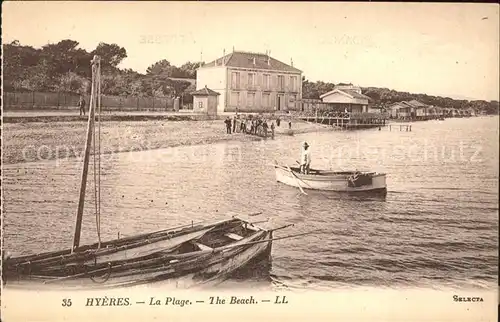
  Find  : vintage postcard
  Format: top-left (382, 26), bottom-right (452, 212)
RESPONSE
top-left (1, 1), bottom-right (498, 321)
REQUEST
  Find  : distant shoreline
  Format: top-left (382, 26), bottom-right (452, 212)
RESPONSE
top-left (2, 119), bottom-right (334, 165)
top-left (3, 108), bottom-right (497, 124)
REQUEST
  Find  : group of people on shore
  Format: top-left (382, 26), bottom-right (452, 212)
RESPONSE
top-left (224, 114), bottom-right (282, 138)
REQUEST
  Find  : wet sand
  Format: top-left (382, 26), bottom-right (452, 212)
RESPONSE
top-left (3, 119), bottom-right (334, 164)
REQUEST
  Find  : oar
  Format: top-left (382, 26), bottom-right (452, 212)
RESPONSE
top-left (45, 230), bottom-right (311, 283)
top-left (286, 165), bottom-right (307, 195)
top-left (217, 231), bottom-right (313, 251)
top-left (269, 223), bottom-right (294, 232)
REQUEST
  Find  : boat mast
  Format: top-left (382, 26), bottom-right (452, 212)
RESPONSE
top-left (72, 55), bottom-right (100, 252)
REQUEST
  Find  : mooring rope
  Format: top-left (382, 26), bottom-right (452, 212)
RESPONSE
top-left (86, 261), bottom-right (112, 284)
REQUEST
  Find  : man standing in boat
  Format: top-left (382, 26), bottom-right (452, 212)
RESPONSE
top-left (300, 141), bottom-right (311, 174)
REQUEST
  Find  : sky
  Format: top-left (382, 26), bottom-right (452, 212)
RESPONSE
top-left (2, 1), bottom-right (499, 101)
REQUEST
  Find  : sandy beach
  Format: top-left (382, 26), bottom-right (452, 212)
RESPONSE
top-left (3, 119), bottom-right (334, 164)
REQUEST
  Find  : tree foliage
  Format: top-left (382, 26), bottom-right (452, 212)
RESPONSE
top-left (3, 39), bottom-right (202, 98)
top-left (301, 75), bottom-right (498, 114)
top-left (3, 39), bottom-right (498, 114)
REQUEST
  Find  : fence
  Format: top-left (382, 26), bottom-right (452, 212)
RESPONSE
top-left (2, 92), bottom-right (182, 111)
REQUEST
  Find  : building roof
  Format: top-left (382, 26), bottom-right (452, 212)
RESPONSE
top-left (320, 88), bottom-right (371, 101)
top-left (191, 86), bottom-right (220, 96)
top-left (343, 89), bottom-right (371, 100)
top-left (390, 101), bottom-right (419, 109)
top-left (200, 51), bottom-right (302, 73)
top-left (405, 100), bottom-right (428, 108)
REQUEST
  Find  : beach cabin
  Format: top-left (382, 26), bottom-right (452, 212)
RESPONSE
top-left (391, 101), bottom-right (415, 120)
top-left (388, 102), bottom-right (406, 119)
top-left (319, 85), bottom-right (371, 114)
top-left (192, 86), bottom-right (220, 118)
top-left (403, 100), bottom-right (428, 120)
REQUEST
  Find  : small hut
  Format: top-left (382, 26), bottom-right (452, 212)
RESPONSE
top-left (191, 86), bottom-right (220, 118)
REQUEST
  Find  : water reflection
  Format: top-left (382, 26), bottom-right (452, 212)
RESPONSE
top-left (2, 116), bottom-right (498, 290)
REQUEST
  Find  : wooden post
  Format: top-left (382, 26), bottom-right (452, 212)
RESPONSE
top-left (72, 56), bottom-right (99, 252)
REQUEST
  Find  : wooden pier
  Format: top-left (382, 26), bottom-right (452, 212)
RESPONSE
top-left (388, 123), bottom-right (412, 131)
top-left (298, 112), bottom-right (387, 130)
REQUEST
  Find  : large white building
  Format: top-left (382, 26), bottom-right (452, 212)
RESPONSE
top-left (195, 50), bottom-right (302, 113)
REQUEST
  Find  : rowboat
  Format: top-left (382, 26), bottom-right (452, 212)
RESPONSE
top-left (2, 56), bottom-right (300, 290)
top-left (2, 217), bottom-right (276, 290)
top-left (273, 161), bottom-right (387, 193)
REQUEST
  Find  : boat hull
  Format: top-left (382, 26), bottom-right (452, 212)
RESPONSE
top-left (274, 164), bottom-right (387, 192)
top-left (2, 218), bottom-right (273, 290)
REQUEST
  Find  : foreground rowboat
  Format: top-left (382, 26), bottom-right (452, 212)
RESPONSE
top-left (2, 217), bottom-right (275, 290)
top-left (273, 161), bottom-right (387, 193)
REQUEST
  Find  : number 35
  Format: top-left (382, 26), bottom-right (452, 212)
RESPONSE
top-left (62, 299), bottom-right (72, 307)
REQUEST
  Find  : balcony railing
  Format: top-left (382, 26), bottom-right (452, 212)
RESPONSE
top-left (294, 110), bottom-right (389, 120)
top-left (231, 83), bottom-right (242, 90)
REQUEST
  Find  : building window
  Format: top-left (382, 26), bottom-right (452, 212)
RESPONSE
top-left (230, 92), bottom-right (239, 106)
top-left (198, 101), bottom-right (203, 109)
top-left (263, 74), bottom-right (270, 90)
top-left (289, 94), bottom-right (296, 107)
top-left (263, 93), bottom-right (270, 107)
top-left (277, 75), bottom-right (284, 90)
top-left (248, 93), bottom-right (255, 107)
top-left (231, 72), bottom-right (240, 89)
top-left (290, 76), bottom-right (296, 92)
top-left (248, 73), bottom-right (254, 88)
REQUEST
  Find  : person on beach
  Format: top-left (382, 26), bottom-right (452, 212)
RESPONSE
top-left (263, 120), bottom-right (268, 138)
top-left (247, 120), bottom-right (252, 134)
top-left (78, 96), bottom-right (86, 116)
top-left (300, 141), bottom-right (311, 174)
top-left (271, 122), bottom-right (275, 139)
top-left (232, 116), bottom-right (237, 133)
top-left (2, 251), bottom-right (12, 285)
top-left (240, 118), bottom-right (246, 133)
top-left (288, 121), bottom-right (292, 129)
top-left (256, 119), bottom-right (262, 135)
top-left (225, 117), bottom-right (232, 134)
top-left (276, 117), bottom-right (281, 127)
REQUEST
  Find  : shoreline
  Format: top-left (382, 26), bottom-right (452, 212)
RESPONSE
top-left (2, 119), bottom-right (335, 165)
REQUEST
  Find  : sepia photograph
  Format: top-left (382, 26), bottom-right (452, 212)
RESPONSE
top-left (1, 1), bottom-right (498, 321)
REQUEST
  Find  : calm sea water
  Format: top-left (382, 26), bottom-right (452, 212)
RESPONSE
top-left (3, 116), bottom-right (498, 290)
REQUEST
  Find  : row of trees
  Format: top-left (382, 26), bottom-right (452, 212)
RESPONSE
top-left (3, 39), bottom-right (498, 114)
top-left (3, 39), bottom-right (203, 101)
top-left (302, 78), bottom-right (499, 114)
